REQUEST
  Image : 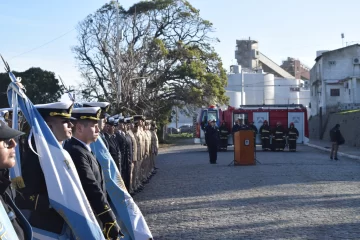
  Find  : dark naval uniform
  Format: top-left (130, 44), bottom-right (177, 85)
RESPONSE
top-left (205, 124), bottom-right (219, 164)
top-left (104, 132), bottom-right (122, 173)
top-left (64, 138), bottom-right (117, 230)
top-left (115, 130), bottom-right (130, 187)
top-left (287, 124), bottom-right (299, 152)
top-left (15, 102), bottom-right (76, 235)
top-left (16, 141), bottom-right (65, 234)
top-left (123, 133), bottom-right (133, 191)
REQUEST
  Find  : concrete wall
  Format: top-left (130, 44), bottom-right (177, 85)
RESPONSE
top-left (323, 111), bottom-right (360, 147)
top-left (309, 111), bottom-right (360, 147)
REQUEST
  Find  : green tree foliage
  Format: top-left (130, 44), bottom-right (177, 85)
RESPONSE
top-left (73, 0), bottom-right (228, 125)
top-left (0, 67), bottom-right (63, 108)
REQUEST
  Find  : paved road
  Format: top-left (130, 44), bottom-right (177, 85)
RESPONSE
top-left (134, 143), bottom-right (360, 240)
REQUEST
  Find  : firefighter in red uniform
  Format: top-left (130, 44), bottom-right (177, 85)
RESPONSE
top-left (259, 120), bottom-right (271, 151)
top-left (287, 122), bottom-right (299, 152)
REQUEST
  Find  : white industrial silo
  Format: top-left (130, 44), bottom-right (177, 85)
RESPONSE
top-left (225, 90), bottom-right (242, 107)
top-left (264, 73), bottom-right (275, 104)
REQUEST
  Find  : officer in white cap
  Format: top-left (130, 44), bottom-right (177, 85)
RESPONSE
top-left (64, 107), bottom-right (124, 239)
top-left (16, 101), bottom-right (75, 235)
top-left (82, 102), bottom-right (111, 149)
top-left (205, 117), bottom-right (220, 164)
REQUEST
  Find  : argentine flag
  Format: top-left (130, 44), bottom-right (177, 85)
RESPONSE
top-left (6, 72), bottom-right (105, 239)
top-left (91, 126), bottom-right (153, 240)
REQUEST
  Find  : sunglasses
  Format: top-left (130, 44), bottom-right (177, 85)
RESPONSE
top-left (0, 138), bottom-right (17, 149)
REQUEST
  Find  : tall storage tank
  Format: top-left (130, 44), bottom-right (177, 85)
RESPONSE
top-left (264, 73), bottom-right (275, 104)
top-left (225, 91), bottom-right (242, 107)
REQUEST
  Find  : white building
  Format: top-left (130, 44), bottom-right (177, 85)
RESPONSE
top-left (310, 44), bottom-right (360, 116)
top-left (226, 65), bottom-right (310, 107)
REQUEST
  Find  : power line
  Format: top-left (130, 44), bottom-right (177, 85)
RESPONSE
top-left (9, 28), bottom-right (75, 60)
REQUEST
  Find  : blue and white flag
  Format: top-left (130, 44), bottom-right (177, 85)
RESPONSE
top-left (6, 72), bottom-right (105, 239)
top-left (0, 201), bottom-right (19, 240)
top-left (91, 137), bottom-right (153, 240)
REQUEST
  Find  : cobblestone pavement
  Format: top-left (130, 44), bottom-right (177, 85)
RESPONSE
top-left (134, 143), bottom-right (360, 240)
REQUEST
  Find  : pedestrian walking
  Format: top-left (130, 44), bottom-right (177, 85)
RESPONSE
top-left (330, 124), bottom-right (344, 160)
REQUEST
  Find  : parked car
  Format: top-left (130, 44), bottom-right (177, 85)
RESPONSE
top-left (167, 127), bottom-right (180, 134)
top-left (179, 125), bottom-right (193, 133)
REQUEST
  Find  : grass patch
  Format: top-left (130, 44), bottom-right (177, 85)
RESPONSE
top-left (168, 133), bottom-right (193, 138)
top-left (159, 133), bottom-right (193, 149)
top-left (337, 109), bottom-right (360, 114)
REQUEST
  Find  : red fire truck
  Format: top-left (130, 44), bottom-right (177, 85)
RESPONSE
top-left (194, 104), bottom-right (309, 145)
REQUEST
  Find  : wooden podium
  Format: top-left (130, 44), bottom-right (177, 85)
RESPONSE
top-left (233, 130), bottom-right (255, 165)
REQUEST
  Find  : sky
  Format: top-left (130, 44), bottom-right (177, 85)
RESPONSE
top-left (1, 0), bottom-right (360, 88)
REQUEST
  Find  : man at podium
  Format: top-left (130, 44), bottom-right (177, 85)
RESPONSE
top-left (205, 118), bottom-right (220, 164)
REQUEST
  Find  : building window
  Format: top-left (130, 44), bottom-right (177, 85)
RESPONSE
top-left (330, 89), bottom-right (340, 96)
top-left (329, 61), bottom-right (336, 65)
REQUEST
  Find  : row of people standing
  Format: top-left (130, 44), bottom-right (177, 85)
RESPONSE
top-left (259, 121), bottom-right (299, 151)
top-left (231, 118), bottom-right (299, 152)
top-left (0, 101), bottom-right (157, 239)
top-left (98, 111), bottom-right (159, 195)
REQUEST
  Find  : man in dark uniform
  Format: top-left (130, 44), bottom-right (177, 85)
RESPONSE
top-left (122, 117), bottom-right (133, 192)
top-left (273, 121), bottom-right (286, 151)
top-left (259, 120), bottom-right (271, 151)
top-left (205, 118), bottom-right (220, 164)
top-left (248, 121), bottom-right (258, 147)
top-left (287, 122), bottom-right (299, 152)
top-left (232, 118), bottom-right (241, 134)
top-left (82, 102), bottom-right (111, 149)
top-left (0, 120), bottom-right (32, 239)
top-left (64, 107), bottom-right (124, 239)
top-left (219, 122), bottom-right (229, 151)
top-left (115, 117), bottom-right (131, 188)
top-left (103, 117), bottom-right (122, 173)
top-left (16, 102), bottom-right (75, 235)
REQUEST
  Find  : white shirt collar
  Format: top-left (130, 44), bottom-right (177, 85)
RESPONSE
top-left (73, 137), bottom-right (92, 152)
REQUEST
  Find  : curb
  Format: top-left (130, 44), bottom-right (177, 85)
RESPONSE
top-left (305, 143), bottom-right (360, 160)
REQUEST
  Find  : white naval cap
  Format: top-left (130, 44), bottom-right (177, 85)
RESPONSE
top-left (82, 102), bottom-right (110, 118)
top-left (35, 101), bottom-right (75, 120)
top-left (72, 107), bottom-right (101, 121)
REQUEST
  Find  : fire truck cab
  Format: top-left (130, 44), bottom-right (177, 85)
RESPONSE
top-left (194, 105), bottom-right (221, 144)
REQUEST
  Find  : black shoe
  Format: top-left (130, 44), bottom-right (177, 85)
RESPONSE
top-left (330, 157), bottom-right (333, 160)
top-left (334, 158), bottom-right (339, 160)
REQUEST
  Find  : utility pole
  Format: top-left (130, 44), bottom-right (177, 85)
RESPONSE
top-left (175, 106), bottom-right (178, 128)
top-left (241, 68), bottom-right (245, 105)
top-left (115, 0), bottom-right (122, 106)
